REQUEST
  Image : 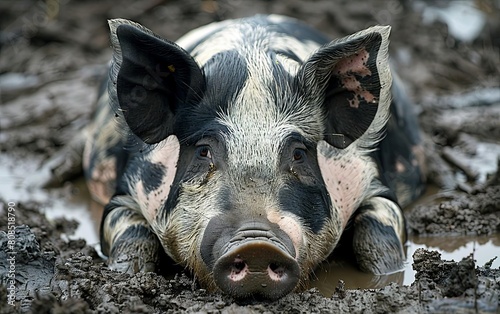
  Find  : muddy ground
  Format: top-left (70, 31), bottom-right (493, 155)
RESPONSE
top-left (1, 0), bottom-right (500, 313)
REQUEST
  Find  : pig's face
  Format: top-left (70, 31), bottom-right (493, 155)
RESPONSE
top-left (161, 59), bottom-right (338, 298)
top-left (107, 17), bottom-right (392, 299)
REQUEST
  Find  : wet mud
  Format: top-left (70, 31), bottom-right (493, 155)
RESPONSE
top-left (1, 0), bottom-right (500, 312)
top-left (408, 185), bottom-right (500, 236)
top-left (1, 217), bottom-right (499, 313)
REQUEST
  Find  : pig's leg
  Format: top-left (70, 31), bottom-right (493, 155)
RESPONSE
top-left (101, 196), bottom-right (160, 273)
top-left (351, 196), bottom-right (406, 274)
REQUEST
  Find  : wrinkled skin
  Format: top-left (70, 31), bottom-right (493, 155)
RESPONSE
top-left (43, 15), bottom-right (425, 299)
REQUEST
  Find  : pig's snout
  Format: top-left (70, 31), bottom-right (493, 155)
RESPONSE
top-left (214, 238), bottom-right (300, 299)
top-left (201, 219), bottom-right (300, 299)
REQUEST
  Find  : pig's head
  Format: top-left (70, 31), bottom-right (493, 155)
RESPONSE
top-left (108, 18), bottom-right (391, 299)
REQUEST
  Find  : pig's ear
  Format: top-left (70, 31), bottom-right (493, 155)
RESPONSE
top-left (108, 19), bottom-right (205, 144)
top-left (298, 26), bottom-right (392, 150)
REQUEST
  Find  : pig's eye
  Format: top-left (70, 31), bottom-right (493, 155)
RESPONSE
top-left (292, 148), bottom-right (306, 162)
top-left (197, 146), bottom-right (212, 159)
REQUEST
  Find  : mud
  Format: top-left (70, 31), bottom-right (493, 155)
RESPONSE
top-left (1, 216), bottom-right (499, 313)
top-left (408, 184), bottom-right (500, 236)
top-left (1, 0), bottom-right (500, 313)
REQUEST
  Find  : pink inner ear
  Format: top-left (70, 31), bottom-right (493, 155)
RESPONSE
top-left (317, 141), bottom-right (371, 230)
top-left (332, 49), bottom-right (377, 108)
top-left (135, 135), bottom-right (180, 224)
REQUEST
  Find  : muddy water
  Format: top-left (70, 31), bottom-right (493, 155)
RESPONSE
top-left (1, 153), bottom-right (499, 298)
top-left (0, 155), bottom-right (98, 245)
top-left (312, 234), bottom-right (500, 296)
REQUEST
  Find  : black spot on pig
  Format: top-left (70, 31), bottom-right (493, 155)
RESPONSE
top-left (279, 184), bottom-right (330, 233)
top-left (202, 50), bottom-right (248, 105)
top-left (141, 161), bottom-right (166, 195)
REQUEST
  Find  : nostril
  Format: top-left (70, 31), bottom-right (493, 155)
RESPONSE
top-left (229, 257), bottom-right (248, 281)
top-left (232, 257), bottom-right (246, 273)
top-left (213, 241), bottom-right (300, 299)
top-left (268, 262), bottom-right (287, 281)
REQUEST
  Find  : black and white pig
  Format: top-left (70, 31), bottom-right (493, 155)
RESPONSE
top-left (53, 15), bottom-right (426, 299)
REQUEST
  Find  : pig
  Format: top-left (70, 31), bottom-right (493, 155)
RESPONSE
top-left (47, 15), bottom-right (426, 299)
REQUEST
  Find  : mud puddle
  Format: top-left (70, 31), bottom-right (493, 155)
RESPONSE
top-left (313, 234), bottom-right (500, 296)
top-left (0, 154), bottom-right (99, 246)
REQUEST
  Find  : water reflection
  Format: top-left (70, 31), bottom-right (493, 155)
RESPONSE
top-left (311, 259), bottom-right (404, 297)
top-left (412, 234), bottom-right (500, 252)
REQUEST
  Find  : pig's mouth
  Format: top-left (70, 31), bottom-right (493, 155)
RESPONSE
top-left (200, 218), bottom-right (301, 299)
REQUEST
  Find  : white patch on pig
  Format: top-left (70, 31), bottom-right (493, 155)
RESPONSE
top-left (276, 54), bottom-right (300, 75)
top-left (357, 196), bottom-right (406, 244)
top-left (185, 17), bottom-right (321, 76)
top-left (267, 211), bottom-right (304, 259)
top-left (133, 135), bottom-right (180, 231)
top-left (188, 26), bottom-right (245, 67)
top-left (176, 19), bottom-right (233, 52)
top-left (102, 195), bottom-right (146, 254)
top-left (317, 140), bottom-right (385, 230)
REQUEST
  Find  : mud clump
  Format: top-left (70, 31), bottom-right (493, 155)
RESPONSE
top-left (412, 249), bottom-right (499, 313)
top-left (0, 225), bottom-right (55, 313)
top-left (408, 186), bottom-right (500, 235)
top-left (413, 249), bottom-right (476, 298)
